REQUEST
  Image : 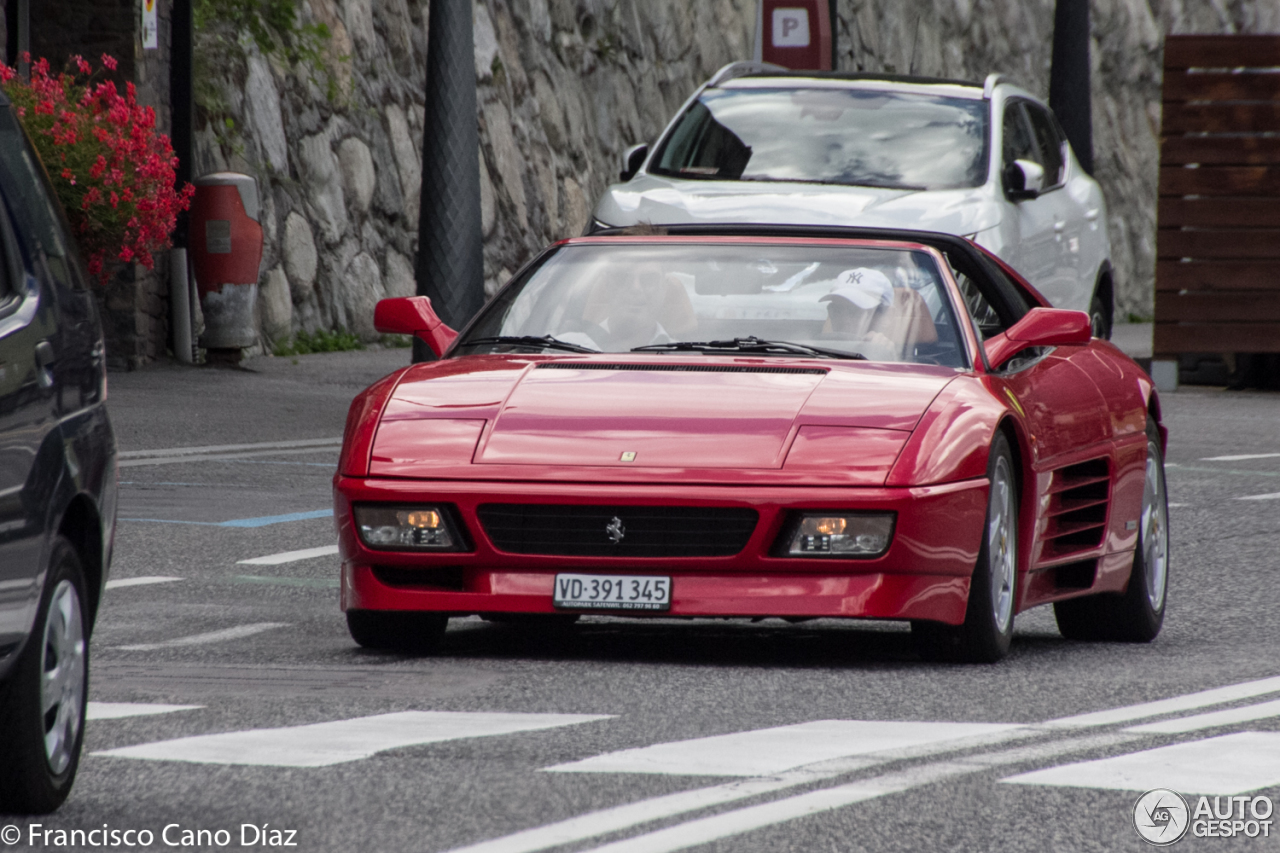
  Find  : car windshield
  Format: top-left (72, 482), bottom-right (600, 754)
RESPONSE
top-left (456, 242), bottom-right (968, 368)
top-left (650, 86), bottom-right (989, 190)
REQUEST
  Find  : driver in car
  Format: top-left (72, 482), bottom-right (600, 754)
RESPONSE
top-left (565, 263), bottom-right (679, 351)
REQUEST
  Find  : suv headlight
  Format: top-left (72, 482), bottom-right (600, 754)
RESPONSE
top-left (780, 512), bottom-right (895, 558)
top-left (353, 505), bottom-right (466, 551)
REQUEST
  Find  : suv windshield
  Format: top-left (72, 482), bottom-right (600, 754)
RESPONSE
top-left (650, 86), bottom-right (989, 191)
top-left (457, 242), bottom-right (967, 368)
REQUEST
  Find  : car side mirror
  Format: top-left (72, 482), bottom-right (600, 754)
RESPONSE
top-left (983, 307), bottom-right (1092, 369)
top-left (1003, 159), bottom-right (1044, 200)
top-left (620, 143), bottom-right (649, 182)
top-left (373, 296), bottom-right (458, 357)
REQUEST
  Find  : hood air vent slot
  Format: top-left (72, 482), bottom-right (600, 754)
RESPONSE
top-left (536, 363), bottom-right (826, 375)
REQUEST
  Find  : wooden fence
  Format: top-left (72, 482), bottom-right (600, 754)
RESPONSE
top-left (1155, 35), bottom-right (1280, 357)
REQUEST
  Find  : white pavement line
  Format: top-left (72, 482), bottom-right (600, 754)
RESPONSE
top-left (118, 438), bottom-right (344, 459)
top-left (1040, 674), bottom-right (1280, 729)
top-left (576, 732), bottom-right (1142, 853)
top-left (1002, 731), bottom-right (1280, 795)
top-left (448, 727), bottom-right (1048, 853)
top-left (119, 447), bottom-right (340, 468)
top-left (105, 576), bottom-right (183, 590)
top-left (1202, 452), bottom-right (1280, 462)
top-left (1125, 697), bottom-right (1280, 734)
top-left (442, 769), bottom-right (869, 853)
top-left (237, 545), bottom-right (340, 566)
top-left (116, 622), bottom-right (290, 651)
top-left (580, 762), bottom-right (975, 853)
top-left (92, 711), bottom-right (612, 768)
top-left (546, 720), bottom-right (1023, 777)
top-left (87, 702), bottom-right (203, 720)
top-left (1238, 491), bottom-right (1280, 501)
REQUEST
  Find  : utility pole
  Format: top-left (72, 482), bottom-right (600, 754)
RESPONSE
top-left (5, 0), bottom-right (30, 78)
top-left (1049, 0), bottom-right (1093, 174)
top-left (414, 0), bottom-right (484, 362)
top-left (170, 0), bottom-right (196, 363)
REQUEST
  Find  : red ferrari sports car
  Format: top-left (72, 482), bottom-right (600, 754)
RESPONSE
top-left (334, 227), bottom-right (1168, 663)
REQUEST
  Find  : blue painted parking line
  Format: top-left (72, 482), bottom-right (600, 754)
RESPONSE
top-left (121, 509), bottom-right (333, 528)
top-left (220, 510), bottom-right (333, 528)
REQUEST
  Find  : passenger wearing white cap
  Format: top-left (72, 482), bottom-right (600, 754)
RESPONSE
top-left (819, 267), bottom-right (938, 362)
top-left (820, 268), bottom-right (899, 360)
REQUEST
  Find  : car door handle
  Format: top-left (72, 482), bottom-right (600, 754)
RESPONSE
top-left (1084, 208), bottom-right (1100, 221)
top-left (34, 340), bottom-right (55, 390)
top-left (1053, 221), bottom-right (1066, 232)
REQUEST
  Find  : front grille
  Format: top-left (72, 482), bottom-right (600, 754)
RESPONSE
top-left (476, 504), bottom-right (759, 557)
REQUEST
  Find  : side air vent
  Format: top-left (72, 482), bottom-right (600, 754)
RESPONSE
top-left (1041, 458), bottom-right (1110, 560)
top-left (536, 363), bottom-right (826, 375)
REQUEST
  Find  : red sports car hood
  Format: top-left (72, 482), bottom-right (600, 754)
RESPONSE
top-left (372, 357), bottom-right (956, 482)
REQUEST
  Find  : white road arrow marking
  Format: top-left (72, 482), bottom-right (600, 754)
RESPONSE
top-left (1002, 731), bottom-right (1280, 795)
top-left (87, 702), bottom-right (203, 720)
top-left (1202, 452), bottom-right (1280, 461)
top-left (1125, 696), bottom-right (1280, 734)
top-left (105, 576), bottom-right (183, 590)
top-left (116, 622), bottom-right (290, 651)
top-left (237, 545), bottom-right (339, 565)
top-left (93, 711), bottom-right (612, 768)
top-left (547, 720), bottom-right (1021, 777)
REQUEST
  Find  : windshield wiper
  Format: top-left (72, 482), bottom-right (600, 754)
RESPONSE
top-left (462, 335), bottom-right (599, 354)
top-left (633, 337), bottom-right (865, 360)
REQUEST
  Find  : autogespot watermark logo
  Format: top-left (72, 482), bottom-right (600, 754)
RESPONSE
top-left (1133, 790), bottom-right (1275, 845)
top-left (1134, 789), bottom-right (1190, 846)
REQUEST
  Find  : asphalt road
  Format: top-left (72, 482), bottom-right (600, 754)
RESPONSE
top-left (3, 341), bottom-right (1278, 853)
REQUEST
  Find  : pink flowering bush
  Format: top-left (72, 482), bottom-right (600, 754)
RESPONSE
top-left (0, 54), bottom-right (194, 281)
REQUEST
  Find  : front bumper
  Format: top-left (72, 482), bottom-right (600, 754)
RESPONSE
top-left (334, 477), bottom-right (988, 625)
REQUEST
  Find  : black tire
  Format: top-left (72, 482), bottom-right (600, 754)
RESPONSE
top-left (1089, 293), bottom-right (1112, 340)
top-left (346, 610), bottom-right (448, 653)
top-left (913, 432), bottom-right (1019, 663)
top-left (0, 538), bottom-right (90, 814)
top-left (1055, 419), bottom-right (1168, 642)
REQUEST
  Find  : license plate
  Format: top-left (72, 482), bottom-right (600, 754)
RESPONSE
top-left (553, 573), bottom-right (671, 611)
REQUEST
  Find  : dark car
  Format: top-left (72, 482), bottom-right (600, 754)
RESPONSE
top-left (0, 89), bottom-right (117, 813)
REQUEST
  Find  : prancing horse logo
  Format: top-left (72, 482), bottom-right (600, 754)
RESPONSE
top-left (606, 516), bottom-right (625, 543)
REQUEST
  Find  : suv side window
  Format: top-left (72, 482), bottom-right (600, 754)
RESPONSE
top-left (1024, 103), bottom-right (1066, 187)
top-left (1001, 101), bottom-right (1038, 169)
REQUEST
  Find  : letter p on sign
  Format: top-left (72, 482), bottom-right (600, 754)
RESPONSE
top-left (772, 8), bottom-right (810, 47)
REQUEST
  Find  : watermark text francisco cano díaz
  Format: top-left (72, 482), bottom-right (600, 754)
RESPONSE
top-left (2, 823), bottom-right (298, 848)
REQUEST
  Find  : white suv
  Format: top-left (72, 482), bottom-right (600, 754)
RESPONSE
top-left (590, 63), bottom-right (1114, 337)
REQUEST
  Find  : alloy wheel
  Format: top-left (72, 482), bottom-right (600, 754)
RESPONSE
top-left (40, 579), bottom-right (85, 776)
top-left (988, 455), bottom-right (1017, 632)
top-left (1142, 438), bottom-right (1170, 611)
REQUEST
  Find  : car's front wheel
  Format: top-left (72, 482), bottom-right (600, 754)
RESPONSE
top-left (346, 610), bottom-right (448, 653)
top-left (1054, 418), bottom-right (1168, 642)
top-left (913, 432), bottom-right (1019, 663)
top-left (0, 537), bottom-right (89, 813)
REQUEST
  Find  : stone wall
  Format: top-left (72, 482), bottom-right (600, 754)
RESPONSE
top-left (194, 0), bottom-right (755, 350)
